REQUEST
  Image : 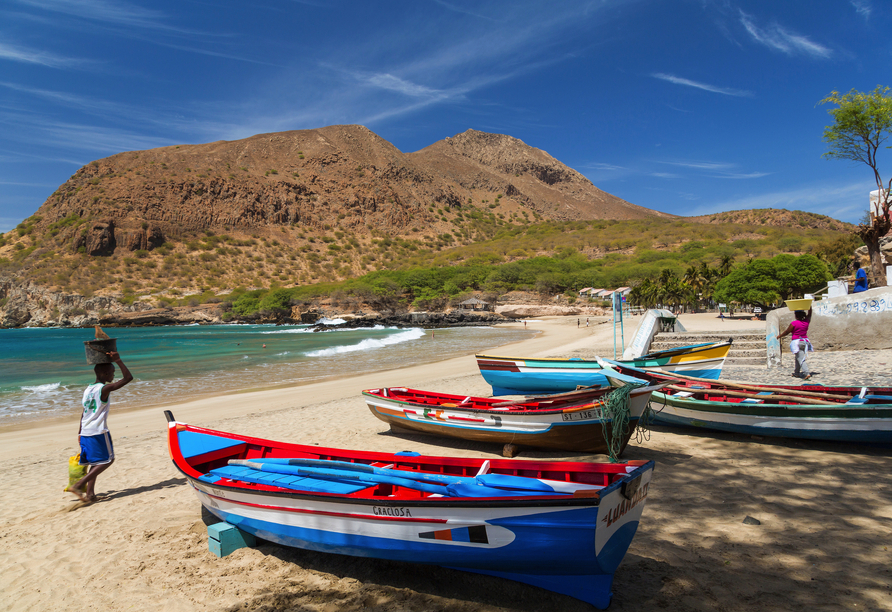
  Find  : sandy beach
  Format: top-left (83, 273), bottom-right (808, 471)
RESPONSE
top-left (1, 314), bottom-right (890, 612)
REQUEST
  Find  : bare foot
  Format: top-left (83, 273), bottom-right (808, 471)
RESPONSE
top-left (64, 486), bottom-right (88, 502)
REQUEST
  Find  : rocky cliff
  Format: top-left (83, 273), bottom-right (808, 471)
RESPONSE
top-left (0, 280), bottom-right (153, 328)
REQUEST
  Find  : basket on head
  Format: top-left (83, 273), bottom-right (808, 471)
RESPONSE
top-left (84, 339), bottom-right (117, 364)
top-left (784, 298), bottom-right (813, 311)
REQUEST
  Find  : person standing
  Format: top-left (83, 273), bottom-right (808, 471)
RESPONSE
top-left (68, 351), bottom-right (133, 503)
top-left (777, 307), bottom-right (813, 380)
top-left (852, 262), bottom-right (868, 293)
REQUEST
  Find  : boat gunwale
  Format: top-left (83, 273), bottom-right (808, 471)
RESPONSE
top-left (169, 421), bottom-right (654, 509)
top-left (475, 340), bottom-right (732, 365)
top-left (360, 386), bottom-right (661, 417)
top-left (654, 391), bottom-right (892, 416)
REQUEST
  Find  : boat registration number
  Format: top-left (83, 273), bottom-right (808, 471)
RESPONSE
top-left (562, 409), bottom-right (601, 421)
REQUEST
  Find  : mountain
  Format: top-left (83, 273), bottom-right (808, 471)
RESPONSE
top-left (409, 129), bottom-right (666, 221)
top-left (18, 125), bottom-right (670, 259)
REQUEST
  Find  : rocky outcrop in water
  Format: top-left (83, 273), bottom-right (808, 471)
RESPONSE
top-left (312, 311), bottom-right (511, 330)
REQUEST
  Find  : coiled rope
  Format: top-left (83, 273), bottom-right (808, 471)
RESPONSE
top-left (601, 383), bottom-right (644, 463)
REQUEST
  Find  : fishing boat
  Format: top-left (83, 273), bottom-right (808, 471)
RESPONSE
top-left (476, 340), bottom-right (732, 396)
top-left (362, 384), bottom-right (664, 457)
top-left (596, 360), bottom-right (892, 443)
top-left (165, 411), bottom-right (654, 609)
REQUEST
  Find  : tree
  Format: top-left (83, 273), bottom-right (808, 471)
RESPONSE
top-left (821, 86), bottom-right (892, 286)
top-left (713, 254), bottom-right (830, 309)
top-left (813, 234), bottom-right (865, 277)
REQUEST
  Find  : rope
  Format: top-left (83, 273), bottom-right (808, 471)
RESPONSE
top-left (634, 396), bottom-right (657, 445)
top-left (600, 383), bottom-right (643, 463)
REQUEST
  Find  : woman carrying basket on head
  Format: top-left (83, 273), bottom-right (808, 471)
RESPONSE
top-left (777, 306), bottom-right (813, 380)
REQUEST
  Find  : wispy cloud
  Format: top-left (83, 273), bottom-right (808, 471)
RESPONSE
top-left (658, 159), bottom-right (769, 179)
top-left (0, 82), bottom-right (131, 116)
top-left (739, 11), bottom-right (832, 58)
top-left (432, 0), bottom-right (497, 21)
top-left (0, 179), bottom-right (57, 187)
top-left (850, 1), bottom-right (872, 19)
top-left (0, 41), bottom-right (85, 68)
top-left (580, 162), bottom-right (627, 172)
top-left (357, 72), bottom-right (450, 99)
top-left (223, 4), bottom-right (617, 136)
top-left (12, 0), bottom-right (198, 35)
top-left (2, 114), bottom-right (175, 154)
top-left (662, 161), bottom-right (734, 171)
top-left (652, 73), bottom-right (753, 97)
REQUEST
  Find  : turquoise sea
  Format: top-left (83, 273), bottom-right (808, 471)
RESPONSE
top-left (1, 322), bottom-right (535, 428)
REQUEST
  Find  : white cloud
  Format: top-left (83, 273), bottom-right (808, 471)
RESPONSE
top-left (739, 11), bottom-right (832, 59)
top-left (0, 42), bottom-right (84, 68)
top-left (658, 160), bottom-right (769, 179)
top-left (652, 73), bottom-right (753, 97)
top-left (13, 0), bottom-right (191, 34)
top-left (359, 73), bottom-right (449, 99)
top-left (850, 1), bottom-right (871, 19)
top-left (580, 162), bottom-right (627, 172)
top-left (661, 160), bottom-right (735, 170)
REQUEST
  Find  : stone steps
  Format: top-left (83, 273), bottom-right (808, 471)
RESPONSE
top-left (649, 331), bottom-right (767, 367)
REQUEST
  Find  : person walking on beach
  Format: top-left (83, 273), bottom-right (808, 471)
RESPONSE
top-left (777, 307), bottom-right (813, 380)
top-left (68, 351), bottom-right (133, 503)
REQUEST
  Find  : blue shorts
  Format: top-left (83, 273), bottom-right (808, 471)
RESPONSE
top-left (79, 432), bottom-right (115, 466)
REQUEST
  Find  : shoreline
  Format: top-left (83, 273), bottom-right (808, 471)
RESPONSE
top-left (0, 318), bottom-right (572, 461)
top-left (3, 314), bottom-right (891, 612)
top-left (0, 321), bottom-right (533, 434)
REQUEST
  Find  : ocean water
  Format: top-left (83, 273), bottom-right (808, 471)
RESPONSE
top-left (0, 322), bottom-right (534, 427)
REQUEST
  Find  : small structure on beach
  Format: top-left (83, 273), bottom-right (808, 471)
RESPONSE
top-left (458, 297), bottom-right (491, 312)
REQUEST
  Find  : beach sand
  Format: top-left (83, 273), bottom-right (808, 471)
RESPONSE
top-left (1, 314), bottom-right (890, 611)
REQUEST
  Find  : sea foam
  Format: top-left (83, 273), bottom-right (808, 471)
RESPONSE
top-left (304, 328), bottom-right (425, 357)
top-left (21, 382), bottom-right (62, 394)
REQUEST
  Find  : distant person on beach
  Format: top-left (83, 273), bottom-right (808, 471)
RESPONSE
top-left (68, 351), bottom-right (133, 503)
top-left (852, 262), bottom-right (868, 293)
top-left (777, 306), bottom-right (813, 380)
top-left (719, 311), bottom-right (725, 321)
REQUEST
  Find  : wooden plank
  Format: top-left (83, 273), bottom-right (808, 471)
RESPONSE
top-left (665, 384), bottom-right (838, 406)
top-left (643, 368), bottom-right (852, 400)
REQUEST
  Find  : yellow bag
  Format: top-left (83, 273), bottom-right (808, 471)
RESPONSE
top-left (66, 454), bottom-right (87, 491)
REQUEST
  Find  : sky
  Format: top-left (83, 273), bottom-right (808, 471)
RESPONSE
top-left (1, 0), bottom-right (891, 232)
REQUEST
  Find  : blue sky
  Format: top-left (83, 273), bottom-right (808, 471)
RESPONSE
top-left (1, 0), bottom-right (890, 232)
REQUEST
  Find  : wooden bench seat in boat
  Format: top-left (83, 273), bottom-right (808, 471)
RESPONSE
top-left (204, 465), bottom-right (371, 494)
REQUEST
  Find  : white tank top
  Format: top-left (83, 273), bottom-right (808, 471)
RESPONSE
top-left (81, 383), bottom-right (111, 436)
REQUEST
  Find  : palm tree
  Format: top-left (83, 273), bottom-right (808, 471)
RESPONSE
top-left (718, 255), bottom-right (735, 278)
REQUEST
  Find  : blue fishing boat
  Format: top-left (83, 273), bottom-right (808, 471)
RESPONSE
top-left (476, 340), bottom-right (732, 395)
top-left (166, 411), bottom-right (654, 608)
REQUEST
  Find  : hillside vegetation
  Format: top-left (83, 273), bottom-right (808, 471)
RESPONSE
top-left (0, 211), bottom-right (856, 315)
